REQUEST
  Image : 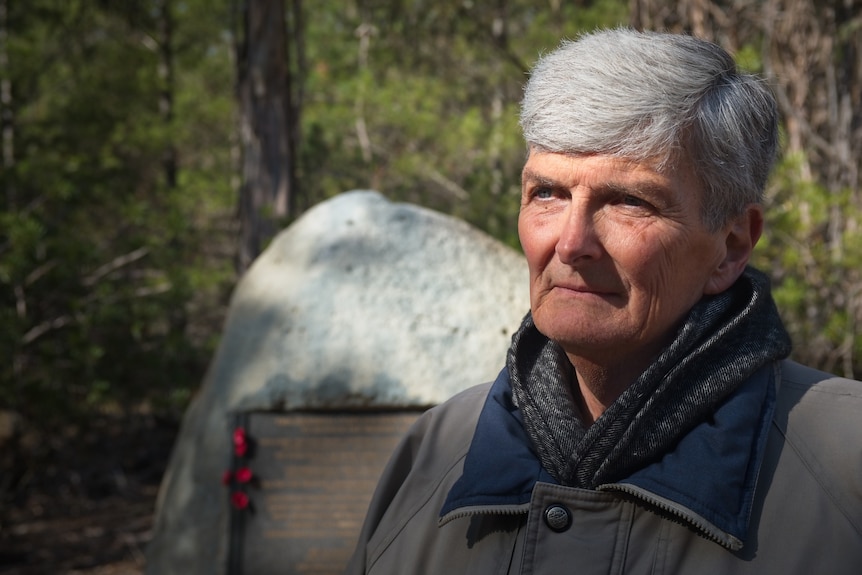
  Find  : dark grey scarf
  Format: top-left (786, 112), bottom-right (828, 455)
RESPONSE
top-left (508, 267), bottom-right (791, 489)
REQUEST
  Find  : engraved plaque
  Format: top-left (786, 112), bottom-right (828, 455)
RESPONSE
top-left (226, 411), bottom-right (422, 574)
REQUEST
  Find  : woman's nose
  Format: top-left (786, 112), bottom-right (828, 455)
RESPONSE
top-left (555, 200), bottom-right (603, 265)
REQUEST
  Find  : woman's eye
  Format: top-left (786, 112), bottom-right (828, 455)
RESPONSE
top-left (621, 194), bottom-right (649, 208)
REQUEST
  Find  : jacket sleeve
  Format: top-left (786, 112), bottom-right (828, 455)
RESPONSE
top-left (344, 383), bottom-right (490, 574)
top-left (345, 411), bottom-right (435, 574)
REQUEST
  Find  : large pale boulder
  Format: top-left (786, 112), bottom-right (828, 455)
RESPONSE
top-left (145, 190), bottom-right (529, 574)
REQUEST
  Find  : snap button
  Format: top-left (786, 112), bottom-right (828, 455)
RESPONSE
top-left (543, 504), bottom-right (572, 532)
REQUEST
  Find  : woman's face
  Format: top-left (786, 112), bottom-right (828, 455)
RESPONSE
top-left (518, 151), bottom-right (754, 370)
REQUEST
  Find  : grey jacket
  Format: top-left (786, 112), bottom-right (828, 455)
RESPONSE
top-left (347, 360), bottom-right (862, 574)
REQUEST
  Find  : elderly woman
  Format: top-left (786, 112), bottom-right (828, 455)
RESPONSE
top-left (348, 29), bottom-right (862, 574)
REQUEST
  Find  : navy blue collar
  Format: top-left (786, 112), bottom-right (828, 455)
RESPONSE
top-left (440, 363), bottom-right (777, 544)
top-left (440, 368), bottom-right (556, 516)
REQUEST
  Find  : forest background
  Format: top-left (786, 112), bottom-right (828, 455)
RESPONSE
top-left (1, 0), bottom-right (860, 572)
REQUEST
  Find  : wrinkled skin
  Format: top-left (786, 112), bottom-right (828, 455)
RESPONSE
top-left (518, 151), bottom-right (761, 419)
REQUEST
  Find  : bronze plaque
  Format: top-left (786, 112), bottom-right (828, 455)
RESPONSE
top-left (226, 411), bottom-right (422, 574)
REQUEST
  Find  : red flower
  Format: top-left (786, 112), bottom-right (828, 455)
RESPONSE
top-left (233, 427), bottom-right (248, 457)
top-left (231, 491), bottom-right (250, 510)
top-left (235, 466), bottom-right (253, 484)
top-left (221, 470), bottom-right (233, 485)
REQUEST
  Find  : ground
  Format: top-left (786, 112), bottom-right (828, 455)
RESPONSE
top-left (0, 413), bottom-right (179, 575)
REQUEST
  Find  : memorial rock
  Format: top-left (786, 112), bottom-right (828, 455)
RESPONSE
top-left (145, 190), bottom-right (529, 574)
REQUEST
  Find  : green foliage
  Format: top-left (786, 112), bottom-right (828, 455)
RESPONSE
top-left (295, 0), bottom-right (630, 248)
top-left (2, 0), bottom-right (631, 428)
top-left (9, 0), bottom-right (858, 429)
top-left (1, 0), bottom-right (236, 426)
top-left (734, 44), bottom-right (763, 73)
top-left (753, 152), bottom-right (862, 376)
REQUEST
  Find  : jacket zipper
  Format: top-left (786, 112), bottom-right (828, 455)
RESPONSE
top-left (438, 503), bottom-right (530, 527)
top-left (439, 486), bottom-right (744, 551)
top-left (598, 483), bottom-right (743, 551)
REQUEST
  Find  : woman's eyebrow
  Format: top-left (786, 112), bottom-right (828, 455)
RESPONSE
top-left (521, 168), bottom-right (563, 187)
top-left (599, 180), bottom-right (671, 200)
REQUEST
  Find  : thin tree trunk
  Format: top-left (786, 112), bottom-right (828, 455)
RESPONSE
top-left (285, 0), bottom-right (304, 216)
top-left (1, 0), bottom-right (13, 196)
top-left (236, 0), bottom-right (292, 272)
top-left (157, 0), bottom-right (177, 189)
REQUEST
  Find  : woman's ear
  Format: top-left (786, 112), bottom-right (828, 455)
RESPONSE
top-left (704, 204), bottom-right (763, 295)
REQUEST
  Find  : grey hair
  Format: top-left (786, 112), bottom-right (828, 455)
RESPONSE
top-left (520, 28), bottom-right (778, 231)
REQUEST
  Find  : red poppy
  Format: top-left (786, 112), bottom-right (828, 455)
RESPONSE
top-left (231, 491), bottom-right (250, 510)
top-left (233, 427), bottom-right (248, 457)
top-left (235, 466), bottom-right (253, 484)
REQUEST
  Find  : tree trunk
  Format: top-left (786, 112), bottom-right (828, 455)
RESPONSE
top-left (236, 0), bottom-right (293, 272)
top-left (1, 0), bottom-right (13, 197)
top-left (157, 0), bottom-right (177, 190)
top-left (285, 0), bottom-right (304, 216)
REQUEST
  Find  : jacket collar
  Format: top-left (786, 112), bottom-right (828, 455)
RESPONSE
top-left (440, 368), bottom-right (555, 517)
top-left (440, 363), bottom-right (778, 549)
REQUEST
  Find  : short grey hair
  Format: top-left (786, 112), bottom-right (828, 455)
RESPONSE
top-left (520, 28), bottom-right (778, 231)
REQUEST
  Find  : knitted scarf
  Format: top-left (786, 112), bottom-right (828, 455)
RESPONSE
top-left (508, 267), bottom-right (791, 489)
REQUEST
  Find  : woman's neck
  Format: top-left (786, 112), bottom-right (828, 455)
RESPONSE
top-left (566, 354), bottom-right (649, 425)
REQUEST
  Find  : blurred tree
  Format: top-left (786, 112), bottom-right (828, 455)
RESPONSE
top-left (235, 0), bottom-right (301, 271)
top-left (1, 0), bottom-right (11, 185)
top-left (0, 0), bottom-right (237, 427)
top-left (295, 0), bottom-right (629, 247)
top-left (0, 0), bottom-right (635, 431)
top-left (15, 0), bottom-right (855, 433)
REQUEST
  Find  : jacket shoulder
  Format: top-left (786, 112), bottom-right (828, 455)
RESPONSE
top-left (774, 359), bottom-right (862, 536)
top-left (778, 359), bottom-right (862, 423)
top-left (346, 382), bottom-right (491, 573)
top-left (406, 382), bottom-right (492, 458)
top-left (369, 381), bottom-right (491, 509)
